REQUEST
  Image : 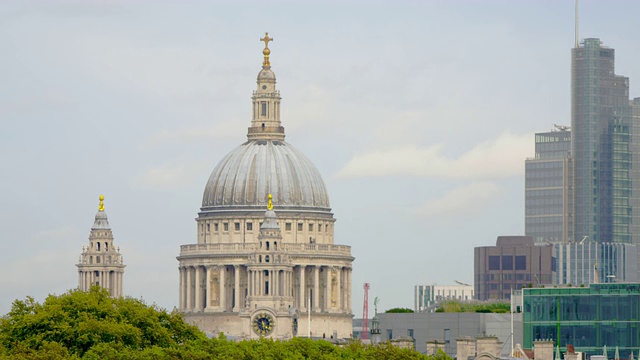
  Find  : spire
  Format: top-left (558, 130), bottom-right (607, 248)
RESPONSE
top-left (248, 32), bottom-right (285, 141)
top-left (261, 32), bottom-right (273, 68)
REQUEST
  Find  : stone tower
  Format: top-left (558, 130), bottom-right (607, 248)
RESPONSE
top-left (76, 195), bottom-right (125, 297)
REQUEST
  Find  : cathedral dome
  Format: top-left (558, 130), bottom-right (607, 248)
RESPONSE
top-left (201, 139), bottom-right (330, 211)
top-left (200, 33), bottom-right (331, 214)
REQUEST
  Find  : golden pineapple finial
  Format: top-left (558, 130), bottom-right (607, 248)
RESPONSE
top-left (98, 194), bottom-right (105, 212)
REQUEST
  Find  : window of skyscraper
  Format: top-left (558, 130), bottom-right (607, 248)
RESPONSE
top-left (489, 256), bottom-right (500, 270)
top-left (516, 256), bottom-right (527, 270)
top-left (502, 256), bottom-right (514, 270)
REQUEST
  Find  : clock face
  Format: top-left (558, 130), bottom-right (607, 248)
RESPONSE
top-left (252, 312), bottom-right (275, 336)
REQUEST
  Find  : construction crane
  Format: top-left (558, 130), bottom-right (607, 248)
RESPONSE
top-left (362, 283), bottom-right (370, 340)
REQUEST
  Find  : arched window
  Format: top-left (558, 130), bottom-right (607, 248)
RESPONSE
top-left (265, 255), bottom-right (270, 263)
top-left (266, 242), bottom-right (270, 250)
top-left (259, 255), bottom-right (262, 263)
top-left (105, 243), bottom-right (108, 251)
top-left (97, 242), bottom-right (101, 251)
top-left (274, 241), bottom-right (277, 250)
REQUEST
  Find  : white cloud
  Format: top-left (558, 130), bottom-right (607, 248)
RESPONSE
top-left (414, 182), bottom-right (501, 218)
top-left (335, 131), bottom-right (533, 179)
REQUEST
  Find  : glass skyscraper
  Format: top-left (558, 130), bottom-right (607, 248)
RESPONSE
top-left (571, 38), bottom-right (638, 245)
top-left (525, 129), bottom-right (572, 242)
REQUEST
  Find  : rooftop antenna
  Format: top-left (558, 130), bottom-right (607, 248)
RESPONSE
top-left (575, 0), bottom-right (579, 47)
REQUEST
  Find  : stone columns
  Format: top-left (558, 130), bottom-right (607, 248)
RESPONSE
top-left (347, 268), bottom-right (352, 312)
top-left (324, 266), bottom-right (330, 312)
top-left (179, 267), bottom-right (185, 310)
top-left (205, 266), bottom-right (211, 310)
top-left (187, 267), bottom-right (193, 310)
top-left (115, 272), bottom-right (120, 297)
top-left (194, 266), bottom-right (201, 311)
top-left (336, 267), bottom-right (341, 311)
top-left (114, 272), bottom-right (119, 297)
top-left (253, 269), bottom-right (257, 296)
top-left (313, 266), bottom-right (320, 312)
top-left (234, 265), bottom-right (241, 312)
top-left (220, 266), bottom-right (226, 311)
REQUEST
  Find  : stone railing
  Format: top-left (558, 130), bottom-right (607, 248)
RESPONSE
top-left (179, 242), bottom-right (351, 257)
top-left (180, 243), bottom-right (258, 255)
top-left (283, 243), bottom-right (352, 256)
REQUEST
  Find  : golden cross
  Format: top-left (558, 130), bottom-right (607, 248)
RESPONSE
top-left (260, 32), bottom-right (273, 48)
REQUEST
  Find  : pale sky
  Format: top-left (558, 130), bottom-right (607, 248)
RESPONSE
top-left (2, 1), bottom-right (640, 318)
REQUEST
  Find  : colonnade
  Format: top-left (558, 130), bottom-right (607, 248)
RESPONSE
top-left (293, 265), bottom-right (352, 313)
top-left (179, 263), bottom-right (352, 314)
top-left (78, 270), bottom-right (124, 297)
top-left (246, 268), bottom-right (294, 297)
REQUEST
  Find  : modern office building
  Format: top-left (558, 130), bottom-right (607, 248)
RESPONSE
top-left (525, 128), bottom-right (572, 243)
top-left (474, 236), bottom-right (555, 300)
top-left (523, 283), bottom-right (640, 358)
top-left (414, 284), bottom-right (474, 313)
top-left (553, 241), bottom-right (637, 285)
top-left (571, 38), bottom-right (639, 246)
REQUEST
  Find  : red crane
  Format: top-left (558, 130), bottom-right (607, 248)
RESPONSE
top-left (362, 283), bottom-right (370, 340)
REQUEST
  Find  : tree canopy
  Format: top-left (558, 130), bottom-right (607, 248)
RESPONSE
top-left (0, 288), bottom-right (450, 359)
top-left (435, 299), bottom-right (510, 313)
top-left (385, 307), bottom-right (415, 313)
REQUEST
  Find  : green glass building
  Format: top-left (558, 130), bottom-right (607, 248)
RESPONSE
top-left (523, 283), bottom-right (640, 357)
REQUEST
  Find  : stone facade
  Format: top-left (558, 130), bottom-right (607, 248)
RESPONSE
top-left (176, 34), bottom-right (354, 340)
top-left (76, 195), bottom-right (125, 297)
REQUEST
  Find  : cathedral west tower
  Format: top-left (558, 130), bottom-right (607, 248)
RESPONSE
top-left (177, 33), bottom-right (354, 339)
top-left (76, 195), bottom-right (125, 297)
